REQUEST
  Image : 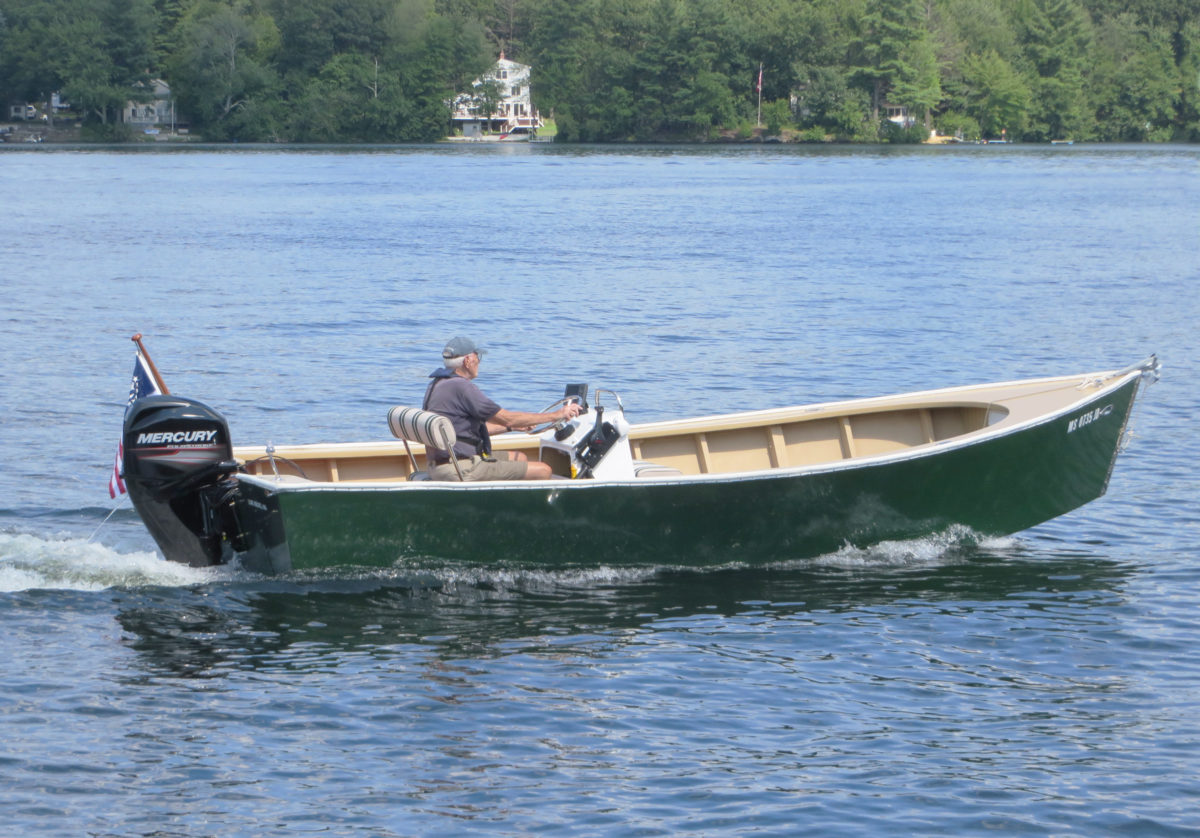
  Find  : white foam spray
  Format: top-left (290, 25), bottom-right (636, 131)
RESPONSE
top-left (0, 531), bottom-right (231, 592)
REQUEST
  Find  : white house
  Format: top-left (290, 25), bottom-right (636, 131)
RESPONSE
top-left (123, 79), bottom-right (179, 131)
top-left (449, 54), bottom-right (542, 139)
top-left (883, 103), bottom-right (915, 129)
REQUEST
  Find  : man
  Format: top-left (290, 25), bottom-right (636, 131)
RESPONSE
top-left (423, 336), bottom-right (582, 481)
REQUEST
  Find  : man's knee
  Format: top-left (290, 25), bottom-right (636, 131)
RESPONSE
top-left (524, 461), bottom-right (553, 480)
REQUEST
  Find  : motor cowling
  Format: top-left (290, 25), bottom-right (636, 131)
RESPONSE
top-left (122, 395), bottom-right (242, 567)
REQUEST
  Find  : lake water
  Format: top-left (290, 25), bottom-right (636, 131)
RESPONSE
top-left (1, 143), bottom-right (1198, 835)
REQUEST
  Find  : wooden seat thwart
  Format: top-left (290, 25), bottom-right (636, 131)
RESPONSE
top-left (387, 406), bottom-right (464, 481)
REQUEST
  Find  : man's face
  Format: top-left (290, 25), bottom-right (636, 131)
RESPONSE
top-left (463, 352), bottom-right (481, 379)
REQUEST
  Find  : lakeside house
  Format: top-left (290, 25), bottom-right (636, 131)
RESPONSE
top-left (449, 54), bottom-right (543, 139)
top-left (5, 83), bottom-right (184, 139)
top-left (123, 79), bottom-right (184, 135)
top-left (883, 104), bottom-right (915, 129)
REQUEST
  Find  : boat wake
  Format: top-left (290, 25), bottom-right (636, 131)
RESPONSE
top-left (0, 531), bottom-right (234, 593)
top-left (391, 561), bottom-right (666, 591)
top-left (0, 524), bottom-right (1019, 595)
top-left (804, 525), bottom-right (1021, 570)
top-left (317, 525), bottom-right (1022, 593)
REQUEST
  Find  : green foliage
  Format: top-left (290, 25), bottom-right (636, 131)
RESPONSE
top-left (288, 53), bottom-right (401, 142)
top-left (0, 0), bottom-right (1197, 142)
top-left (81, 119), bottom-right (136, 141)
top-left (1016, 0), bottom-right (1093, 140)
top-left (1090, 13), bottom-right (1181, 139)
top-left (167, 2), bottom-right (281, 140)
top-left (0, 0), bottom-right (156, 123)
top-left (961, 49), bottom-right (1033, 138)
top-left (851, 0), bottom-right (928, 123)
top-left (792, 66), bottom-right (873, 140)
top-left (795, 125), bottom-right (830, 142)
top-left (762, 98), bottom-right (791, 134)
top-left (936, 110), bottom-right (981, 139)
top-left (891, 34), bottom-right (940, 126)
top-left (880, 118), bottom-right (926, 142)
top-left (474, 78), bottom-right (504, 126)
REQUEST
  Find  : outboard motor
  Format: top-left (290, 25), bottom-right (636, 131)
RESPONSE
top-left (122, 395), bottom-right (243, 567)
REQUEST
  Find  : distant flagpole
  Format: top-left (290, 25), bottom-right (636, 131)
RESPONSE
top-left (756, 63), bottom-right (763, 128)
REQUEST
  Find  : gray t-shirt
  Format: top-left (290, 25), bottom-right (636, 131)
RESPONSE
top-left (423, 373), bottom-right (501, 460)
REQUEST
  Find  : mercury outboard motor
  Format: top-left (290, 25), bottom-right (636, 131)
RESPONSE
top-left (122, 395), bottom-right (243, 567)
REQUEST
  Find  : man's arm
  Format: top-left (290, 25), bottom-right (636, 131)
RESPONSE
top-left (490, 403), bottom-right (581, 433)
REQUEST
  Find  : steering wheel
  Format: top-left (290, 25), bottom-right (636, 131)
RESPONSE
top-left (523, 396), bottom-right (583, 435)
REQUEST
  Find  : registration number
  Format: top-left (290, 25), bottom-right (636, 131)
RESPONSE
top-left (1068, 404), bottom-right (1114, 433)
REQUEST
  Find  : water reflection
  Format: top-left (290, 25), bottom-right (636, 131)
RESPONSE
top-left (114, 547), bottom-right (1133, 680)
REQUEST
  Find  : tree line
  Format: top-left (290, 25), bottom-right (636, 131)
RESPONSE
top-left (1, 0), bottom-right (1196, 143)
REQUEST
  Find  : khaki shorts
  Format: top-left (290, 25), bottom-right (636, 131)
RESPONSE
top-left (429, 451), bottom-right (528, 482)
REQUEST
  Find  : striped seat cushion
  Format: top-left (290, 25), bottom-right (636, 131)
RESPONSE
top-left (387, 406), bottom-right (457, 451)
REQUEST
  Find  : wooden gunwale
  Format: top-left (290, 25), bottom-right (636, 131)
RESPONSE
top-left (233, 372), bottom-right (1118, 485)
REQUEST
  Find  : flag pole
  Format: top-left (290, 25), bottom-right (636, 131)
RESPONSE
top-left (130, 333), bottom-right (170, 395)
top-left (756, 62), bottom-right (763, 128)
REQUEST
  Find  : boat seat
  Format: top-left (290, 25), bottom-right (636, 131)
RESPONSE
top-left (387, 406), bottom-right (464, 481)
top-left (633, 460), bottom-right (684, 479)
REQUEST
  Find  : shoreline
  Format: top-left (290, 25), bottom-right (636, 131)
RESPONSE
top-left (2, 122), bottom-right (1184, 148)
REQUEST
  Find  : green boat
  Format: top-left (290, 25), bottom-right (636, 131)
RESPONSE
top-left (121, 358), bottom-right (1159, 574)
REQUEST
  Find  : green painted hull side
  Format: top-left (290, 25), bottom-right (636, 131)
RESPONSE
top-left (249, 376), bottom-right (1140, 572)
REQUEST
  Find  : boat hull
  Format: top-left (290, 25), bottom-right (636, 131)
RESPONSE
top-left (235, 370), bottom-right (1142, 573)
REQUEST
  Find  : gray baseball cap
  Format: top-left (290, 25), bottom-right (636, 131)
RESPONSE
top-left (442, 336), bottom-right (484, 359)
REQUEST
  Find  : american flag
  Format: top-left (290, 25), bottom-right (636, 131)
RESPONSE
top-left (109, 350), bottom-right (163, 497)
